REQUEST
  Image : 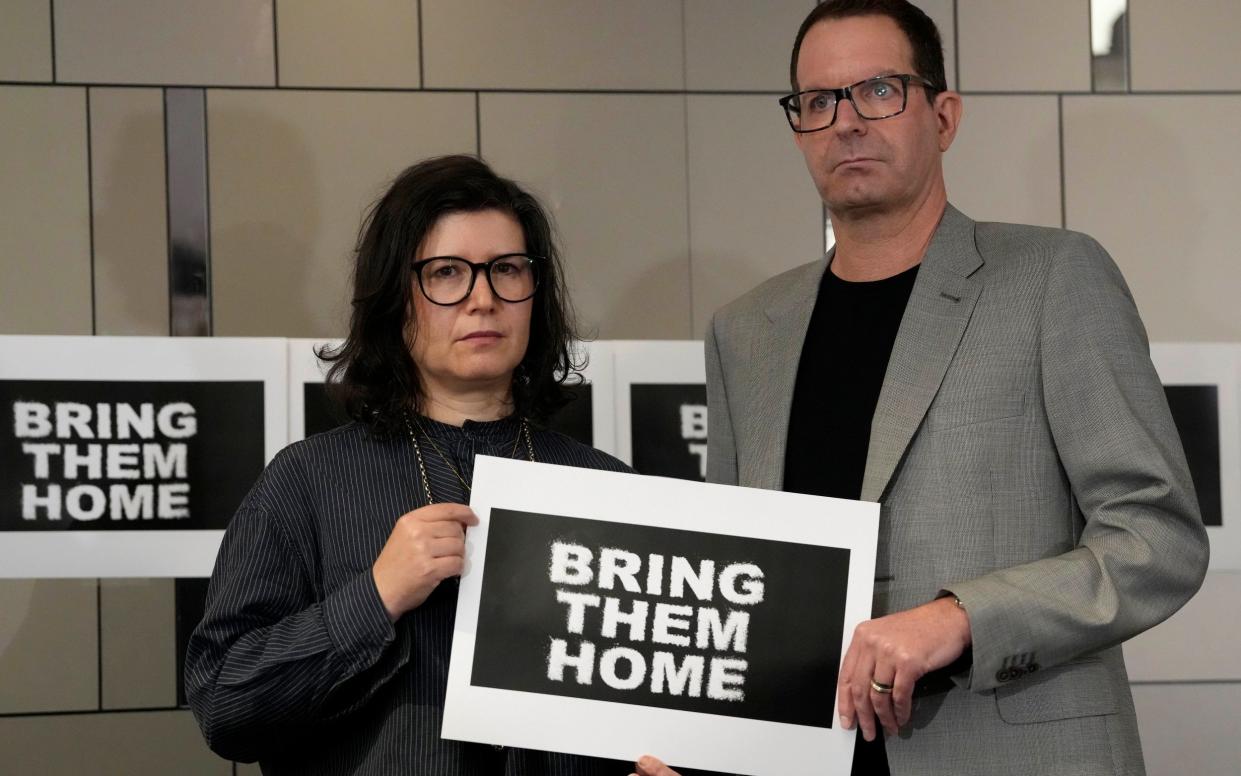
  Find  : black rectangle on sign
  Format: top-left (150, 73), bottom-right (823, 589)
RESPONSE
top-left (544, 383), bottom-right (593, 447)
top-left (0, 380), bottom-right (265, 531)
top-left (303, 382), bottom-right (346, 438)
top-left (1164, 384), bottom-right (1222, 527)
top-left (631, 384), bottom-right (707, 481)
top-left (472, 508), bottom-right (849, 728)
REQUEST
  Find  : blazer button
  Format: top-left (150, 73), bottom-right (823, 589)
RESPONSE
top-left (996, 669), bottom-right (1011, 682)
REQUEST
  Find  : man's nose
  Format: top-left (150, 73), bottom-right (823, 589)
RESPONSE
top-left (833, 96), bottom-right (868, 134)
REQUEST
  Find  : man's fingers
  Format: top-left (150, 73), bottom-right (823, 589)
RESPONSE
top-left (837, 641), bottom-right (860, 729)
top-left (849, 652), bottom-right (878, 742)
top-left (892, 667), bottom-right (917, 728)
top-left (869, 666), bottom-right (899, 736)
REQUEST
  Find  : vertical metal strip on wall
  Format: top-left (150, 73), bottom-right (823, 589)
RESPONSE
top-left (164, 88), bottom-right (212, 336)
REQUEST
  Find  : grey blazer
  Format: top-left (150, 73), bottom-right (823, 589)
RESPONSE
top-left (705, 205), bottom-right (1209, 776)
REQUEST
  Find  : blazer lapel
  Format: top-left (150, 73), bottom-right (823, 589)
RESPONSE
top-left (861, 206), bottom-right (984, 502)
top-left (751, 256), bottom-right (828, 491)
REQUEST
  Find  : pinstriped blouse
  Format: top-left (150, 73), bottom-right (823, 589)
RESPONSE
top-left (185, 415), bottom-right (632, 775)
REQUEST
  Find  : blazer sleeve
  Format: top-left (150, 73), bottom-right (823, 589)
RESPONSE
top-left (184, 458), bottom-right (411, 762)
top-left (706, 313), bottom-right (739, 487)
top-left (945, 232), bottom-right (1209, 693)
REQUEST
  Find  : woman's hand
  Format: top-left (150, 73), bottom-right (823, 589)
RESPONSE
top-left (372, 503), bottom-right (479, 621)
top-left (631, 755), bottom-right (680, 776)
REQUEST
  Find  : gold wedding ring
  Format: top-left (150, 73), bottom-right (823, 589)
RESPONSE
top-left (870, 679), bottom-right (894, 694)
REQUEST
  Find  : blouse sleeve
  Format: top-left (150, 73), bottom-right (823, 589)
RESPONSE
top-left (184, 460), bottom-right (411, 762)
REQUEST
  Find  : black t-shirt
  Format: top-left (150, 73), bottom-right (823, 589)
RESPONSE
top-left (784, 262), bottom-right (919, 500)
top-left (783, 260), bottom-right (919, 776)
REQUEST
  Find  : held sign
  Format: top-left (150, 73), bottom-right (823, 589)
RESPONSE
top-left (444, 457), bottom-right (879, 776)
top-left (472, 509), bottom-right (848, 728)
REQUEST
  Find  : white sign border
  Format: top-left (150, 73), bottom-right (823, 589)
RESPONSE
top-left (611, 340), bottom-right (706, 467)
top-left (443, 455), bottom-right (878, 776)
top-left (1150, 342), bottom-right (1241, 571)
top-left (0, 335), bottom-right (288, 578)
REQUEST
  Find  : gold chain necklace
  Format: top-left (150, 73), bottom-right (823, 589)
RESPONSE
top-left (404, 412), bottom-right (535, 505)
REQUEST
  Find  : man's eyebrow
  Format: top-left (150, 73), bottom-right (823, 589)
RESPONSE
top-left (801, 69), bottom-right (904, 90)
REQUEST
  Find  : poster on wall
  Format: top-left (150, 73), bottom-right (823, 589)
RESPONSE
top-left (0, 336), bottom-right (287, 578)
top-left (613, 341), bottom-right (707, 480)
top-left (1151, 343), bottom-right (1241, 570)
top-left (442, 456), bottom-right (878, 776)
top-left (287, 338), bottom-right (345, 441)
top-left (287, 339), bottom-right (616, 452)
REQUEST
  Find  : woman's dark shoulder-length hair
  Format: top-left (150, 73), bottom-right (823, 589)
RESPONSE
top-left (319, 154), bottom-right (582, 435)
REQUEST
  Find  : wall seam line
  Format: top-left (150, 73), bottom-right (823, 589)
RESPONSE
top-left (202, 88), bottom-right (215, 336)
top-left (1057, 93), bottom-right (1066, 230)
top-left (271, 0), bottom-right (280, 88)
top-left (417, 0), bottom-right (425, 89)
top-left (680, 0), bottom-right (694, 337)
top-left (96, 579), bottom-right (103, 710)
top-left (86, 87), bottom-right (97, 335)
top-left (161, 88), bottom-right (173, 335)
top-left (48, 0), bottom-right (57, 82)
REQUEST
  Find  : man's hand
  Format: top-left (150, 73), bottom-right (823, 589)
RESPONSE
top-left (631, 755), bottom-right (679, 776)
top-left (372, 503), bottom-right (478, 621)
top-left (838, 596), bottom-right (971, 741)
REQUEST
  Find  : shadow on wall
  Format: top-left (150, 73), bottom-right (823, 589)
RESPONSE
top-left (208, 107), bottom-right (323, 337)
top-left (94, 106), bottom-right (169, 335)
top-left (1065, 102), bottom-right (1206, 331)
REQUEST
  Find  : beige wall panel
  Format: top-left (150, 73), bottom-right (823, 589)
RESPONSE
top-left (1064, 95), bottom-right (1241, 341)
top-left (1125, 572), bottom-right (1241, 682)
top-left (0, 86), bottom-right (92, 335)
top-left (0, 0), bottom-right (52, 81)
top-left (684, 0), bottom-right (813, 92)
top-left (912, 0), bottom-right (957, 90)
top-left (480, 93), bottom-right (691, 339)
top-left (55, 0), bottom-right (275, 86)
top-left (100, 579), bottom-right (176, 709)
top-left (89, 88), bottom-right (169, 335)
top-left (943, 95), bottom-right (1062, 228)
top-left (1130, 0), bottom-right (1241, 91)
top-left (276, 0), bottom-right (420, 88)
top-left (1132, 683), bottom-right (1241, 776)
top-left (422, 0), bottom-right (683, 90)
top-left (208, 90), bottom-right (477, 337)
top-left (0, 710), bottom-right (228, 775)
top-left (956, 0), bottom-right (1090, 92)
top-left (687, 95), bottom-right (823, 338)
top-left (0, 579), bottom-right (98, 714)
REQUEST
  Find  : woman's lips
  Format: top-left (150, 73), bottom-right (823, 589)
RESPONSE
top-left (461, 330), bottom-right (503, 342)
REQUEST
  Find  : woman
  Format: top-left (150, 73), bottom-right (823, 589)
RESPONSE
top-left (185, 155), bottom-right (631, 775)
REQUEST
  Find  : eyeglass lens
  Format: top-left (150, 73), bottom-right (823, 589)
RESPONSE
top-left (790, 76), bottom-right (909, 131)
top-left (419, 256), bottom-right (536, 304)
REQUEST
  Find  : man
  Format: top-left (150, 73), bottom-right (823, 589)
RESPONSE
top-left (635, 1), bottom-right (1207, 775)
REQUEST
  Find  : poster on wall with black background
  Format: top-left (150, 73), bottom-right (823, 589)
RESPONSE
top-left (0, 336), bottom-right (287, 578)
top-left (614, 341), bottom-right (707, 480)
top-left (1150, 343), bottom-right (1240, 571)
top-left (442, 456), bottom-right (878, 776)
top-left (286, 339), bottom-right (615, 449)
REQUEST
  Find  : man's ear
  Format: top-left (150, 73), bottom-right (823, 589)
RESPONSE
top-left (935, 90), bottom-right (963, 153)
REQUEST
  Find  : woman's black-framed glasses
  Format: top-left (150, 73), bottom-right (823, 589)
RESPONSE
top-left (778, 74), bottom-right (938, 133)
top-left (411, 254), bottom-right (540, 306)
